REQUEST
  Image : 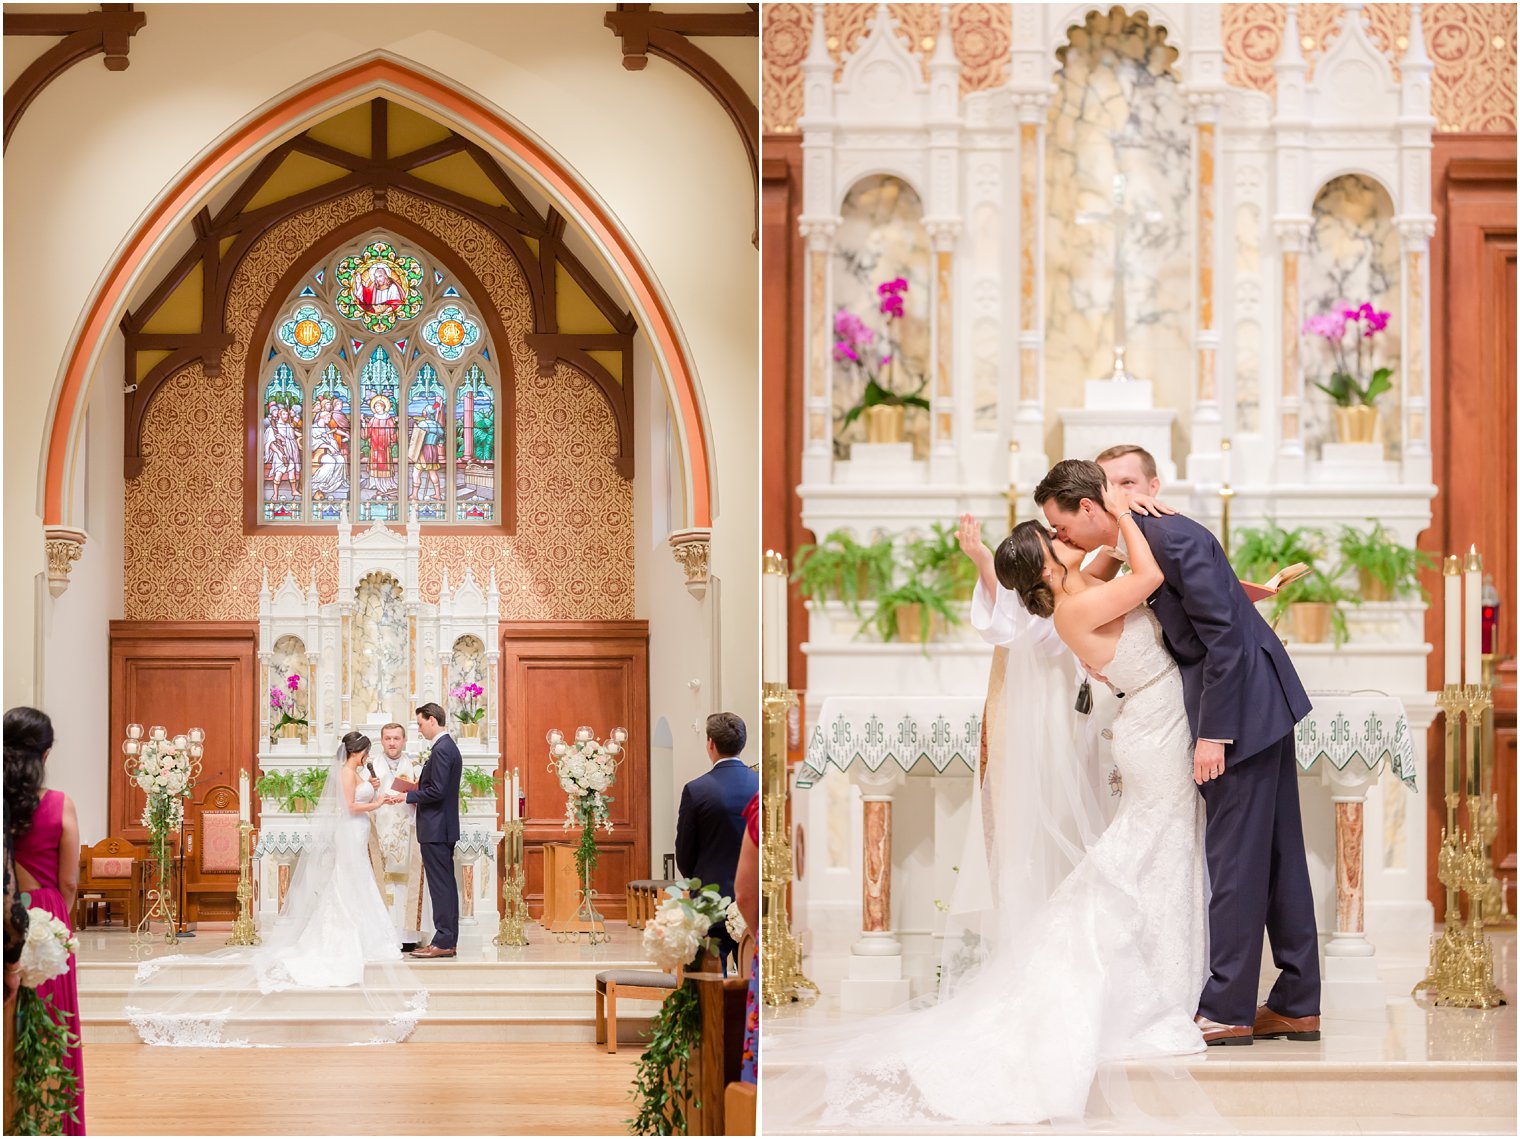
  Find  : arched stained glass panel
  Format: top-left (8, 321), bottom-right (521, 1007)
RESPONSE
top-left (310, 364), bottom-right (352, 521)
top-left (262, 364), bottom-right (304, 521)
top-left (255, 233), bottom-right (504, 528)
top-left (359, 346), bottom-right (402, 522)
top-left (455, 364), bottom-right (495, 522)
top-left (407, 364), bottom-right (448, 521)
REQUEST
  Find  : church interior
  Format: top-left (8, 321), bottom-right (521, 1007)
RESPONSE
top-left (760, 2), bottom-right (1515, 1134)
top-left (4, 3), bottom-right (759, 1134)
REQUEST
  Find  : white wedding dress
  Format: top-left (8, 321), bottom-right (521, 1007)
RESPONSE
top-left (765, 607), bottom-right (1210, 1130)
top-left (128, 752), bottom-right (428, 1047)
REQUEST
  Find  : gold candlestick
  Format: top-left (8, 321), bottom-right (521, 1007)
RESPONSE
top-left (495, 819), bottom-right (529, 947)
top-left (760, 682), bottom-right (819, 1009)
top-left (227, 822), bottom-right (261, 946)
top-left (1414, 548), bottom-right (1506, 1008)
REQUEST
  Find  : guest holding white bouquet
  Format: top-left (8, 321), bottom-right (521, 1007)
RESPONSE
top-left (5, 706), bottom-right (84, 1135)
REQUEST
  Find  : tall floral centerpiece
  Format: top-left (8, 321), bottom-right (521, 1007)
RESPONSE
top-left (121, 723), bottom-right (203, 944)
top-left (450, 681), bottom-right (486, 739)
top-left (629, 880), bottom-right (735, 1136)
top-left (834, 277), bottom-right (929, 446)
top-left (11, 907), bottom-right (81, 1134)
top-left (1302, 301), bottom-right (1395, 444)
top-left (268, 671), bottom-right (308, 743)
top-left (545, 725), bottom-right (626, 942)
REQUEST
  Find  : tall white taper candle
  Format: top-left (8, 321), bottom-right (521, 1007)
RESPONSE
top-left (239, 769), bottom-right (250, 824)
top-left (1464, 546), bottom-right (1482, 687)
top-left (1444, 555), bottom-right (1461, 687)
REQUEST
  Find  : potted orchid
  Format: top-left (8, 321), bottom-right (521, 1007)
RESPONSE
top-left (1302, 301), bottom-right (1395, 445)
top-left (450, 681), bottom-right (486, 739)
top-left (835, 277), bottom-right (929, 447)
top-left (268, 671), bottom-right (308, 744)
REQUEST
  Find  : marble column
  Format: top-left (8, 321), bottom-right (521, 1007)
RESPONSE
top-left (1273, 4), bottom-right (1310, 481)
top-left (1191, 94), bottom-right (1224, 459)
top-left (799, 219), bottom-right (838, 482)
top-left (924, 221), bottom-right (960, 464)
top-left (842, 766), bottom-right (910, 1013)
top-left (1275, 218), bottom-right (1312, 477)
top-left (1321, 761), bottom-right (1385, 1011)
top-left (1012, 92), bottom-right (1049, 464)
top-left (1396, 217), bottom-right (1436, 466)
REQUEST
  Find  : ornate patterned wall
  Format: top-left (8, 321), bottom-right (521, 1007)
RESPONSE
top-left (761, 3), bottom-right (1516, 134)
top-left (123, 189), bottom-right (634, 622)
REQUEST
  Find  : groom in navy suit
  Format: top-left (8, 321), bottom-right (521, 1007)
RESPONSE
top-left (675, 713), bottom-right (759, 966)
top-left (390, 702), bottom-right (461, 958)
top-left (1037, 457), bottom-right (1321, 1046)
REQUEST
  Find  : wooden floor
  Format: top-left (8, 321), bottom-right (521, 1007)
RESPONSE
top-left (83, 1042), bottom-right (647, 1135)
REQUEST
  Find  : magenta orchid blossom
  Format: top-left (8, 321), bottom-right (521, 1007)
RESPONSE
top-left (833, 275), bottom-right (930, 433)
top-left (1302, 299), bottom-right (1395, 408)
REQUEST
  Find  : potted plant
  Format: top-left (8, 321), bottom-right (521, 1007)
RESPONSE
top-left (450, 682), bottom-right (486, 740)
top-left (1336, 521), bottom-right (1436, 602)
top-left (253, 769), bottom-right (294, 811)
top-left (866, 577), bottom-right (963, 646)
top-left (907, 522), bottom-right (981, 602)
top-left (287, 765), bottom-right (329, 813)
top-left (1302, 301), bottom-right (1394, 444)
top-left (1231, 521), bottom-right (1326, 584)
top-left (1275, 571), bottom-right (1358, 647)
top-left (792, 530), bottom-right (894, 617)
top-left (267, 671), bottom-right (309, 744)
top-left (834, 278), bottom-right (929, 446)
top-left (460, 766), bottom-right (496, 813)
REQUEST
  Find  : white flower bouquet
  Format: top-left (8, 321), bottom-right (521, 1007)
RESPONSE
top-left (546, 726), bottom-right (628, 896)
top-left (725, 900), bottom-right (748, 945)
top-left (129, 736), bottom-right (194, 832)
top-left (641, 879), bottom-right (732, 973)
top-left (17, 907), bottom-right (78, 989)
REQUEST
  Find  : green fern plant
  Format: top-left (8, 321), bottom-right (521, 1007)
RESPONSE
top-left (1336, 521), bottom-right (1435, 601)
top-left (792, 530), bottom-right (894, 616)
top-left (1275, 570), bottom-right (1359, 647)
top-left (1231, 521), bottom-right (1327, 583)
top-left (864, 578), bottom-right (963, 647)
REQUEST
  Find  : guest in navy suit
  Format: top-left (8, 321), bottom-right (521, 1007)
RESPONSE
top-left (675, 713), bottom-right (759, 966)
top-left (1036, 457), bottom-right (1321, 1046)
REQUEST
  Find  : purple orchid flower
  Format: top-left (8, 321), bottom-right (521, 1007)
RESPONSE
top-left (286, 673), bottom-right (301, 692)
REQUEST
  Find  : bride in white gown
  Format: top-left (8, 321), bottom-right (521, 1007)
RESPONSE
top-left (763, 486), bottom-right (1214, 1131)
top-left (128, 732), bottom-right (429, 1046)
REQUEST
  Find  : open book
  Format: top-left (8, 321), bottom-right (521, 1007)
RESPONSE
top-left (1240, 561), bottom-right (1312, 604)
top-left (386, 776), bottom-right (419, 794)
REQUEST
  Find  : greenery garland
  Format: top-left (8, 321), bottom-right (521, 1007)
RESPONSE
top-left (627, 979), bottom-right (700, 1136)
top-left (10, 987), bottom-right (80, 1135)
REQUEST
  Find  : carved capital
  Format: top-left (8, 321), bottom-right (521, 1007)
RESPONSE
top-left (43, 526), bottom-right (87, 599)
top-left (668, 527), bottom-right (712, 598)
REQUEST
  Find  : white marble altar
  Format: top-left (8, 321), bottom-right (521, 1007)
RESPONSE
top-left (252, 510), bottom-right (504, 941)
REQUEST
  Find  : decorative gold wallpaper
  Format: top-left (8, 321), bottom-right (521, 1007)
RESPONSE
top-left (124, 189), bottom-right (635, 622)
top-left (762, 3), bottom-right (1516, 134)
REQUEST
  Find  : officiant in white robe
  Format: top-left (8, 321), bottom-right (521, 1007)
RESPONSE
top-left (370, 722), bottom-right (430, 947)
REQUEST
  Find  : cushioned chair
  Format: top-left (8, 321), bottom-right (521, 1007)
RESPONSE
top-left (624, 878), bottom-right (678, 929)
top-left (75, 837), bottom-right (146, 929)
top-left (595, 963), bottom-right (681, 1055)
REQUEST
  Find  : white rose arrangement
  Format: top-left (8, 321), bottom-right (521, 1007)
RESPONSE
top-left (17, 908), bottom-right (78, 989)
top-left (725, 900), bottom-right (748, 945)
top-left (129, 737), bottom-right (195, 831)
top-left (641, 880), bottom-right (733, 973)
top-left (546, 726), bottom-right (628, 898)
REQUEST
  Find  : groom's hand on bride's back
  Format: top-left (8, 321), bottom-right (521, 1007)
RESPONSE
top-left (1125, 493), bottom-right (1176, 518)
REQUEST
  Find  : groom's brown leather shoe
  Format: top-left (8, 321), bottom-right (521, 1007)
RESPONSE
top-left (1195, 1014), bottom-right (1253, 1046)
top-left (1253, 1005), bottom-right (1321, 1041)
top-left (410, 945), bottom-right (456, 958)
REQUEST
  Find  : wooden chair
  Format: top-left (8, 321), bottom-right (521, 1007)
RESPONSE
top-left (624, 878), bottom-right (678, 929)
top-left (595, 962), bottom-right (680, 1055)
top-left (184, 784), bottom-right (241, 922)
top-left (75, 837), bottom-right (146, 929)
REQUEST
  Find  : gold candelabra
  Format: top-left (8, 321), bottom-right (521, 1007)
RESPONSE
top-left (760, 681), bottom-right (819, 1009)
top-left (494, 819), bottom-right (529, 947)
top-left (227, 821), bottom-right (261, 946)
top-left (1414, 552), bottom-right (1506, 1008)
top-left (121, 723), bottom-right (203, 956)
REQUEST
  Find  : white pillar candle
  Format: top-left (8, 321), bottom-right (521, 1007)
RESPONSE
top-left (512, 769), bottom-right (521, 821)
top-left (239, 769), bottom-right (250, 824)
top-left (1443, 556), bottom-right (1461, 687)
top-left (1464, 546), bottom-right (1482, 687)
top-left (762, 550), bottom-right (783, 685)
top-left (1220, 438), bottom-right (1232, 487)
top-left (1007, 439), bottom-right (1020, 486)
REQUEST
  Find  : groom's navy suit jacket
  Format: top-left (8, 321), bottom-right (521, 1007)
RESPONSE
top-left (408, 731), bottom-right (462, 844)
top-left (1130, 512), bottom-right (1311, 764)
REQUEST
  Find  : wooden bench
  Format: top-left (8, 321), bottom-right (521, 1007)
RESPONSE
top-left (75, 837), bottom-right (146, 929)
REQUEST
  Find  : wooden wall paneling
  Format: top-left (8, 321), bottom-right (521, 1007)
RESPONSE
top-left (500, 621), bottom-right (650, 921)
top-left (108, 622), bottom-right (257, 919)
top-left (1423, 136), bottom-right (1517, 918)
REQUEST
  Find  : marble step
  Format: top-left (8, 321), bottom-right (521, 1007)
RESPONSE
top-left (81, 981), bottom-right (634, 1017)
top-left (81, 1007), bottom-right (655, 1046)
top-left (78, 957), bottom-right (652, 988)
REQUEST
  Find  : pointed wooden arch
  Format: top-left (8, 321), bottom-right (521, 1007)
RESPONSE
top-left (42, 55), bottom-right (713, 531)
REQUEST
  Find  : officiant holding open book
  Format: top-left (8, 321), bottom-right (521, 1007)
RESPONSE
top-left (369, 722), bottom-right (429, 951)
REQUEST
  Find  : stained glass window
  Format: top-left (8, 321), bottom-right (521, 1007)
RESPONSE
top-left (256, 233), bottom-right (501, 527)
top-left (455, 364), bottom-right (495, 522)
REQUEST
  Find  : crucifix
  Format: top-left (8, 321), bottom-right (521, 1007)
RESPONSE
top-left (1076, 172), bottom-right (1162, 383)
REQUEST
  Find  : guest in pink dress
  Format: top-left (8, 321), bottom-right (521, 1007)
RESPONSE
top-left (6, 707), bottom-right (84, 1135)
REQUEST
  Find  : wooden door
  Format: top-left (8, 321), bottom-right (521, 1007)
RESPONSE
top-left (109, 622), bottom-right (258, 920)
top-left (1424, 138), bottom-right (1517, 918)
top-left (500, 622), bottom-right (649, 921)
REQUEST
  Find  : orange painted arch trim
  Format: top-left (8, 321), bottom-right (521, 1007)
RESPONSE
top-left (43, 56), bottom-right (712, 527)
